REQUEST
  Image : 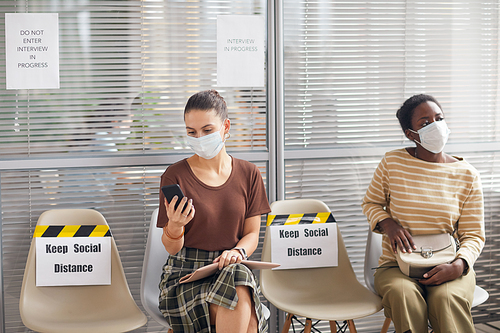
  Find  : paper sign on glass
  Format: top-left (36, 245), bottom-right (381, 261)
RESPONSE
top-left (217, 15), bottom-right (265, 87)
top-left (5, 13), bottom-right (60, 90)
top-left (270, 223), bottom-right (338, 270)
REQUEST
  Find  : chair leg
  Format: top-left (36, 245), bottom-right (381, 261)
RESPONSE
top-left (329, 321), bottom-right (337, 332)
top-left (381, 317), bottom-right (391, 333)
top-left (347, 320), bottom-right (357, 333)
top-left (304, 318), bottom-right (313, 333)
top-left (281, 313), bottom-right (293, 333)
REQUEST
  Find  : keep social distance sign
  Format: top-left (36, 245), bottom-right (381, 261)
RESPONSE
top-left (35, 226), bottom-right (111, 287)
top-left (270, 223), bottom-right (338, 270)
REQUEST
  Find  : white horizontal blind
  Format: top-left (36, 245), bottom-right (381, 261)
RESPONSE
top-left (404, 1), bottom-right (499, 144)
top-left (1, 166), bottom-right (163, 332)
top-left (284, 0), bottom-right (500, 331)
top-left (467, 152), bottom-right (500, 323)
top-left (284, 0), bottom-right (407, 148)
top-left (0, 0), bottom-right (267, 158)
top-left (138, 0), bottom-right (267, 152)
top-left (0, 0), bottom-right (269, 332)
top-left (0, 163), bottom-right (269, 332)
top-left (284, 0), bottom-right (499, 149)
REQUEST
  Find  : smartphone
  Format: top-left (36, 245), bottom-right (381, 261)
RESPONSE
top-left (161, 184), bottom-right (189, 213)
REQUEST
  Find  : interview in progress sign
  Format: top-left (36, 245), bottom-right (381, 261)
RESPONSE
top-left (34, 225), bottom-right (112, 287)
top-left (5, 13), bottom-right (60, 90)
top-left (217, 15), bottom-right (265, 87)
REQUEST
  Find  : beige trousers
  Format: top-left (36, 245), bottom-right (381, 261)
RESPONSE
top-left (374, 265), bottom-right (476, 333)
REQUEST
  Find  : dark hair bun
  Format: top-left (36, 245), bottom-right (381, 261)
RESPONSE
top-left (184, 90), bottom-right (228, 120)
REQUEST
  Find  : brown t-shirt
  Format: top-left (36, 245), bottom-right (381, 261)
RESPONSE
top-left (158, 157), bottom-right (271, 252)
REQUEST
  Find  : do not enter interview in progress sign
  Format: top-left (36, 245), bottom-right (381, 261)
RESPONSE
top-left (5, 13), bottom-right (60, 90)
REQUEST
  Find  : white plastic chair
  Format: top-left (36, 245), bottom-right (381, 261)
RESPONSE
top-left (140, 208), bottom-right (270, 331)
top-left (364, 229), bottom-right (489, 333)
top-left (20, 209), bottom-right (147, 333)
top-left (261, 199), bottom-right (383, 333)
top-left (140, 208), bottom-right (173, 331)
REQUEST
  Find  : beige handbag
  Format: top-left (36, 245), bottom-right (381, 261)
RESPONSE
top-left (396, 233), bottom-right (458, 278)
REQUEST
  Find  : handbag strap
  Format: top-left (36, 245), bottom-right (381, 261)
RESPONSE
top-left (413, 242), bottom-right (452, 253)
top-left (452, 224), bottom-right (460, 250)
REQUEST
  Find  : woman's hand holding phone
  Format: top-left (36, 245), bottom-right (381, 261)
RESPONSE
top-left (162, 185), bottom-right (195, 239)
top-left (166, 195), bottom-right (194, 222)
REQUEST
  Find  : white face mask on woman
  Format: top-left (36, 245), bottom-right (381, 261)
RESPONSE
top-left (409, 120), bottom-right (451, 154)
top-left (186, 124), bottom-right (226, 159)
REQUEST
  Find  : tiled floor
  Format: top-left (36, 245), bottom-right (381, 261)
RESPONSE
top-left (475, 322), bottom-right (500, 333)
top-left (418, 322), bottom-right (500, 333)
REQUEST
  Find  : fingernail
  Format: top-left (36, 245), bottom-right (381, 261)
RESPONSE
top-left (189, 199), bottom-right (193, 204)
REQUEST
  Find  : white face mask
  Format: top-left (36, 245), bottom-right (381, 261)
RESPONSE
top-left (186, 123), bottom-right (226, 159)
top-left (409, 120), bottom-right (451, 154)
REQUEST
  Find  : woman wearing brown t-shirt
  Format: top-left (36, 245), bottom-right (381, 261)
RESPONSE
top-left (158, 90), bottom-right (271, 333)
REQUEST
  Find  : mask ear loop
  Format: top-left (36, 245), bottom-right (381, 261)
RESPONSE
top-left (407, 128), bottom-right (422, 146)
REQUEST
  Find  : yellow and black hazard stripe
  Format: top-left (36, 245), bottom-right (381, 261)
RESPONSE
top-left (266, 212), bottom-right (335, 226)
top-left (33, 225), bottom-right (111, 238)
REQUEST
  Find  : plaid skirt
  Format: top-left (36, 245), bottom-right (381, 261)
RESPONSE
top-left (159, 247), bottom-right (268, 333)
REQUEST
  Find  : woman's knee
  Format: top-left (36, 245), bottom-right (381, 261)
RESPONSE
top-left (235, 285), bottom-right (254, 304)
top-left (236, 285), bottom-right (251, 294)
top-left (209, 303), bottom-right (219, 326)
top-left (427, 284), bottom-right (474, 333)
top-left (427, 286), bottom-right (470, 312)
top-left (382, 278), bottom-right (422, 305)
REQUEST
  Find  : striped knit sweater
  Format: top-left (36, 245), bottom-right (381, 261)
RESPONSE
top-left (362, 148), bottom-right (485, 273)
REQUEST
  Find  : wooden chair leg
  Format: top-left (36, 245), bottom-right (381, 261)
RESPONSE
top-left (347, 320), bottom-right (357, 333)
top-left (304, 318), bottom-right (313, 333)
top-left (281, 313), bottom-right (293, 333)
top-left (329, 321), bottom-right (337, 332)
top-left (381, 317), bottom-right (391, 333)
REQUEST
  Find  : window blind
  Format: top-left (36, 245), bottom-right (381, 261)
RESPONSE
top-left (283, 0), bottom-right (500, 331)
top-left (0, 0), bottom-right (267, 158)
top-left (284, 0), bottom-right (499, 149)
top-left (0, 0), bottom-right (268, 332)
top-left (0, 163), bottom-right (269, 332)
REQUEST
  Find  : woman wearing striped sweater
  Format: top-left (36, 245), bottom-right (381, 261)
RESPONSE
top-left (362, 94), bottom-right (484, 333)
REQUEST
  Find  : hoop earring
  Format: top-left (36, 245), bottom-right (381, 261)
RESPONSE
top-left (225, 132), bottom-right (231, 139)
